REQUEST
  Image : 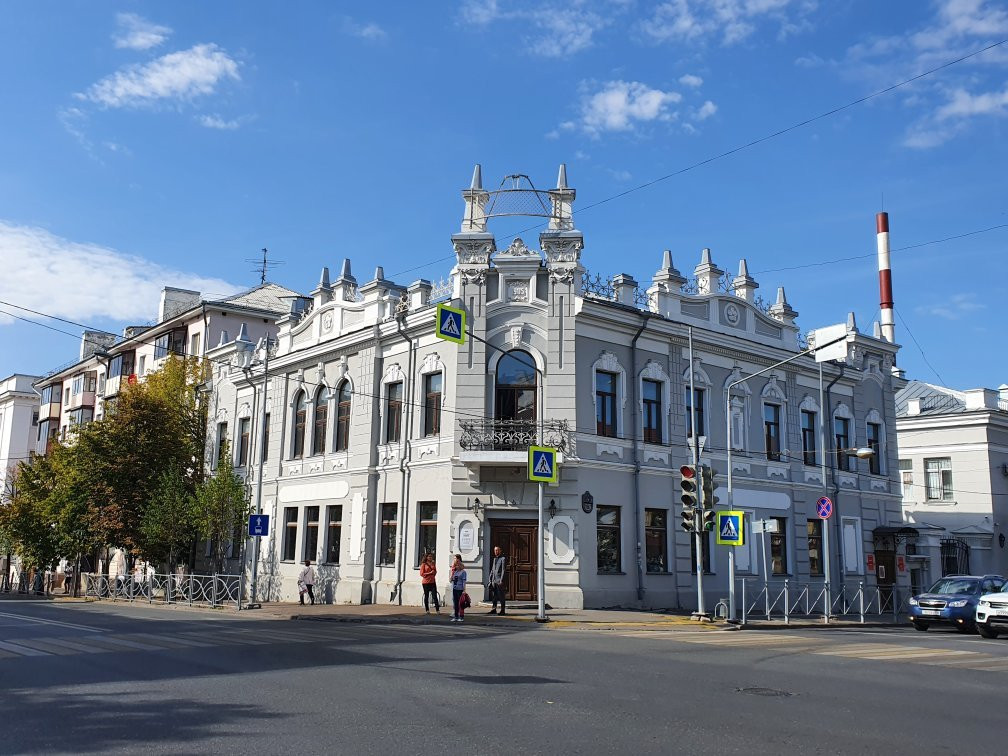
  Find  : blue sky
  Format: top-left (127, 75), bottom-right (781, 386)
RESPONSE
top-left (0, 1), bottom-right (1005, 389)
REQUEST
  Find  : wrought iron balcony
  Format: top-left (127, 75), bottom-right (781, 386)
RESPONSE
top-left (459, 418), bottom-right (575, 455)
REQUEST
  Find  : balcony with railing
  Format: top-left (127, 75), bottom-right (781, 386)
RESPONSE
top-left (458, 418), bottom-right (575, 465)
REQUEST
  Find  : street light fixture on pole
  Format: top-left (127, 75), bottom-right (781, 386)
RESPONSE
top-left (240, 336), bottom-right (271, 609)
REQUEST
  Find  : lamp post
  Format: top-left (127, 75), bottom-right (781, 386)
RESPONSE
top-left (240, 337), bottom-right (271, 609)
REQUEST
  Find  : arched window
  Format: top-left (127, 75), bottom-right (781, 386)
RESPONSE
top-left (292, 390), bottom-right (308, 459)
top-left (335, 381), bottom-right (352, 451)
top-left (313, 387), bottom-right (329, 455)
top-left (495, 350), bottom-right (537, 423)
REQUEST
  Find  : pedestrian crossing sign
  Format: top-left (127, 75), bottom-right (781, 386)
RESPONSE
top-left (528, 446), bottom-right (558, 483)
top-left (716, 511), bottom-right (745, 546)
top-left (435, 303), bottom-right (466, 344)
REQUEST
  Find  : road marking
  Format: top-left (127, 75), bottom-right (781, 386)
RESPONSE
top-left (0, 639), bottom-right (52, 656)
top-left (8, 637), bottom-right (83, 656)
top-left (0, 610), bottom-right (105, 633)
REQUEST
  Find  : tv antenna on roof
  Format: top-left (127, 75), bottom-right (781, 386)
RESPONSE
top-left (246, 247), bottom-right (285, 285)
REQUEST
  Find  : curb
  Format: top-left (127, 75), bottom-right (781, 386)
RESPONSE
top-left (287, 614), bottom-right (717, 631)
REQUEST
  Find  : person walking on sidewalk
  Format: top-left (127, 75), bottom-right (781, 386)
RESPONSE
top-left (487, 545), bottom-right (507, 615)
top-left (449, 554), bottom-right (467, 623)
top-left (420, 553), bottom-right (440, 614)
top-left (298, 560), bottom-right (316, 606)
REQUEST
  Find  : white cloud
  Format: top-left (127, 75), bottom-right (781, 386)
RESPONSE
top-left (678, 73), bottom-right (703, 87)
top-left (460, 1), bottom-right (610, 57)
top-left (607, 168), bottom-right (632, 181)
top-left (916, 292), bottom-right (985, 320)
top-left (936, 85), bottom-right (1008, 120)
top-left (113, 12), bottom-right (172, 51)
top-left (197, 114), bottom-right (251, 130)
top-left (343, 17), bottom-right (388, 41)
top-left (0, 221), bottom-right (241, 328)
top-left (579, 80), bottom-right (682, 134)
top-left (694, 99), bottom-right (717, 120)
top-left (78, 44), bottom-right (240, 109)
top-left (794, 52), bottom-right (824, 67)
top-left (640, 0), bottom-right (815, 46)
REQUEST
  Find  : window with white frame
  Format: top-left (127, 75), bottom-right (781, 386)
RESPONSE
top-left (761, 376), bottom-right (787, 462)
top-left (865, 409), bottom-right (886, 476)
top-left (639, 360), bottom-right (670, 446)
top-left (833, 403), bottom-right (855, 472)
top-left (899, 459), bottom-right (912, 497)
top-left (841, 517), bottom-right (863, 574)
top-left (591, 352), bottom-right (626, 439)
top-left (925, 457), bottom-right (953, 501)
top-left (725, 368), bottom-right (751, 452)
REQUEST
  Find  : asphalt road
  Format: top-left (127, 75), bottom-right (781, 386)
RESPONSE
top-left (1, 600), bottom-right (1006, 755)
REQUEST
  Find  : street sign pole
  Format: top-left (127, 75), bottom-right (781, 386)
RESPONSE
top-left (819, 361), bottom-right (831, 621)
top-left (688, 327), bottom-right (705, 616)
top-left (537, 481), bottom-right (545, 621)
top-left (528, 446), bottom-right (557, 623)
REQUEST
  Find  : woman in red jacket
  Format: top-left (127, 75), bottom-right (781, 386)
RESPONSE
top-left (420, 552), bottom-right (440, 614)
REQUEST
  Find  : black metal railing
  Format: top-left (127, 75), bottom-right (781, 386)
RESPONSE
top-left (458, 418), bottom-right (574, 454)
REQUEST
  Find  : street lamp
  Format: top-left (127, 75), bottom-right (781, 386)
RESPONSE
top-left (240, 336), bottom-right (272, 609)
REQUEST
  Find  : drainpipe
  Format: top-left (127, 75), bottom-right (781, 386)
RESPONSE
top-left (630, 314), bottom-right (650, 603)
top-left (392, 314), bottom-right (416, 603)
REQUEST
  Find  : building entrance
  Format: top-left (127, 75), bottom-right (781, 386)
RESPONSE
top-left (489, 519), bottom-right (537, 601)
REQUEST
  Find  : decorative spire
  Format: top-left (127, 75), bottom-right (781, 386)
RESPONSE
top-left (847, 311), bottom-right (858, 332)
top-left (236, 323), bottom-right (250, 343)
top-left (693, 248), bottom-right (724, 295)
top-left (471, 163), bottom-right (483, 190)
top-left (769, 287), bottom-right (798, 324)
top-left (732, 258), bottom-right (759, 303)
top-left (339, 258), bottom-right (352, 280)
top-left (557, 163), bottom-right (568, 189)
top-left (653, 249), bottom-right (686, 291)
top-left (374, 266), bottom-right (384, 281)
top-left (460, 163), bottom-right (491, 233)
top-left (318, 266), bottom-right (331, 289)
top-left (218, 330), bottom-right (229, 347)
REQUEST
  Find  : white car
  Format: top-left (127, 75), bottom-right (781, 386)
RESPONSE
top-left (976, 584), bottom-right (1008, 639)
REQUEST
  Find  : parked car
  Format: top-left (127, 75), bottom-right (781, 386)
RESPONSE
top-left (907, 575), bottom-right (1005, 632)
top-left (975, 581), bottom-right (1008, 639)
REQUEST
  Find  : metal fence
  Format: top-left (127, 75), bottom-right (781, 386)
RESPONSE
top-left (735, 578), bottom-right (907, 625)
top-left (83, 573), bottom-right (243, 610)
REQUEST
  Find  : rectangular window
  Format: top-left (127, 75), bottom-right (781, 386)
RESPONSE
top-left (596, 505), bottom-right (621, 574)
top-left (154, 333), bottom-right (170, 361)
top-left (423, 373), bottom-right (442, 437)
top-left (595, 371), bottom-right (618, 437)
top-left (690, 531), bottom-right (712, 574)
top-left (899, 458), bottom-right (912, 497)
top-left (834, 416), bottom-right (854, 472)
top-left (237, 418), bottom-right (250, 467)
top-left (216, 422), bottom-right (228, 467)
top-left (64, 388), bottom-right (70, 404)
top-left (261, 413), bottom-right (270, 462)
top-left (303, 506), bottom-right (320, 562)
top-left (644, 508), bottom-right (667, 573)
top-left (685, 388), bottom-right (705, 438)
top-left (325, 505), bottom-right (342, 564)
top-left (190, 332), bottom-right (201, 358)
top-left (385, 382), bottom-right (403, 443)
top-left (72, 375), bottom-right (83, 395)
top-left (764, 404), bottom-right (782, 461)
top-left (807, 519), bottom-right (823, 577)
top-left (842, 517), bottom-right (862, 574)
top-left (801, 410), bottom-right (817, 466)
top-left (867, 422), bottom-right (882, 475)
top-left (379, 503), bottom-right (397, 566)
top-left (642, 379), bottom-right (662, 444)
top-left (418, 502), bottom-right (438, 562)
top-left (925, 457), bottom-right (953, 501)
top-left (283, 507), bottom-right (298, 561)
top-left (770, 517), bottom-right (788, 575)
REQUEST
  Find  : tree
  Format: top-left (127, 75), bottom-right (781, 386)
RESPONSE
top-left (141, 466), bottom-right (198, 573)
top-left (193, 443), bottom-right (250, 574)
top-left (0, 457), bottom-right (62, 582)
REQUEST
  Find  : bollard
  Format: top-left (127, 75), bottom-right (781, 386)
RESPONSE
top-left (741, 579), bottom-right (747, 626)
top-left (212, 573), bottom-right (218, 608)
top-left (784, 580), bottom-right (790, 624)
top-left (189, 574), bottom-right (194, 606)
top-left (859, 581), bottom-right (865, 624)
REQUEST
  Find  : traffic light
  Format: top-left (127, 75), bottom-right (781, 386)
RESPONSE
top-left (680, 465), bottom-right (698, 508)
top-left (679, 465), bottom-right (698, 532)
top-left (700, 465), bottom-right (720, 510)
top-left (702, 509), bottom-right (716, 532)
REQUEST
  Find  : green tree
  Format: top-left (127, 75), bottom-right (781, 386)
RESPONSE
top-left (0, 457), bottom-right (62, 582)
top-left (193, 443), bottom-right (250, 574)
top-left (141, 466), bottom-right (198, 573)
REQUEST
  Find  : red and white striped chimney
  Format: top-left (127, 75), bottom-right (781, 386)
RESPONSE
top-left (876, 212), bottom-right (895, 343)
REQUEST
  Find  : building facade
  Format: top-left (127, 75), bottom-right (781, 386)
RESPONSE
top-left (209, 165), bottom-right (907, 610)
top-left (896, 380), bottom-right (1008, 593)
top-left (0, 374), bottom-right (40, 496)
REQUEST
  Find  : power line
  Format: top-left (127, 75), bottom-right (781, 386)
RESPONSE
top-left (391, 38), bottom-right (1007, 280)
top-left (893, 307), bottom-right (946, 386)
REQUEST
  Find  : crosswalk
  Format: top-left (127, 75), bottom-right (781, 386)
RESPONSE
top-left (0, 622), bottom-right (477, 661)
top-left (606, 629), bottom-right (1008, 673)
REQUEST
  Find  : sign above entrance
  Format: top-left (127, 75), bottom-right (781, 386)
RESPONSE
top-left (716, 511), bottom-right (745, 546)
top-left (435, 303), bottom-right (466, 344)
top-left (528, 446), bottom-right (558, 484)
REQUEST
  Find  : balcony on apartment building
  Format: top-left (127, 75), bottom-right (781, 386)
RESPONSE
top-left (458, 418), bottom-right (573, 467)
top-left (103, 351), bottom-right (137, 399)
top-left (65, 371), bottom-right (97, 411)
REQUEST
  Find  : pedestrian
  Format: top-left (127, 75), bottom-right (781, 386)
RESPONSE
top-left (487, 545), bottom-right (507, 615)
top-left (63, 562), bottom-right (74, 595)
top-left (298, 559), bottom-right (316, 605)
top-left (420, 553), bottom-right (440, 614)
top-left (449, 554), bottom-right (467, 623)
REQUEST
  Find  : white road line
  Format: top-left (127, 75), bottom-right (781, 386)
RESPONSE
top-left (0, 609), bottom-right (105, 633)
top-left (0, 639), bottom-right (53, 656)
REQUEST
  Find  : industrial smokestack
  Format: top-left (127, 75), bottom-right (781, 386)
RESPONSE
top-left (876, 212), bottom-right (895, 344)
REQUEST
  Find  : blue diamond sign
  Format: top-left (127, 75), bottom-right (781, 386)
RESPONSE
top-left (435, 303), bottom-right (466, 344)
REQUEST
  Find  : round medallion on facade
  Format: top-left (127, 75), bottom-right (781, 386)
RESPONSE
top-left (321, 311), bottom-right (334, 333)
top-left (725, 303), bottom-right (741, 325)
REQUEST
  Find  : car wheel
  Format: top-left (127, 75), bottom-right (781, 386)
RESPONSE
top-left (912, 620), bottom-right (929, 631)
top-left (978, 624), bottom-right (1000, 639)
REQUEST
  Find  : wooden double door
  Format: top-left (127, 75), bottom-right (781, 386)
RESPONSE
top-left (489, 519), bottom-right (537, 601)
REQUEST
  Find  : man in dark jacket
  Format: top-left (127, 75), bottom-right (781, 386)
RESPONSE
top-left (488, 546), bottom-right (506, 615)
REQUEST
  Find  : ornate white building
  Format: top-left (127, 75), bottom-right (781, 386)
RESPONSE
top-left (209, 165), bottom-right (906, 610)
